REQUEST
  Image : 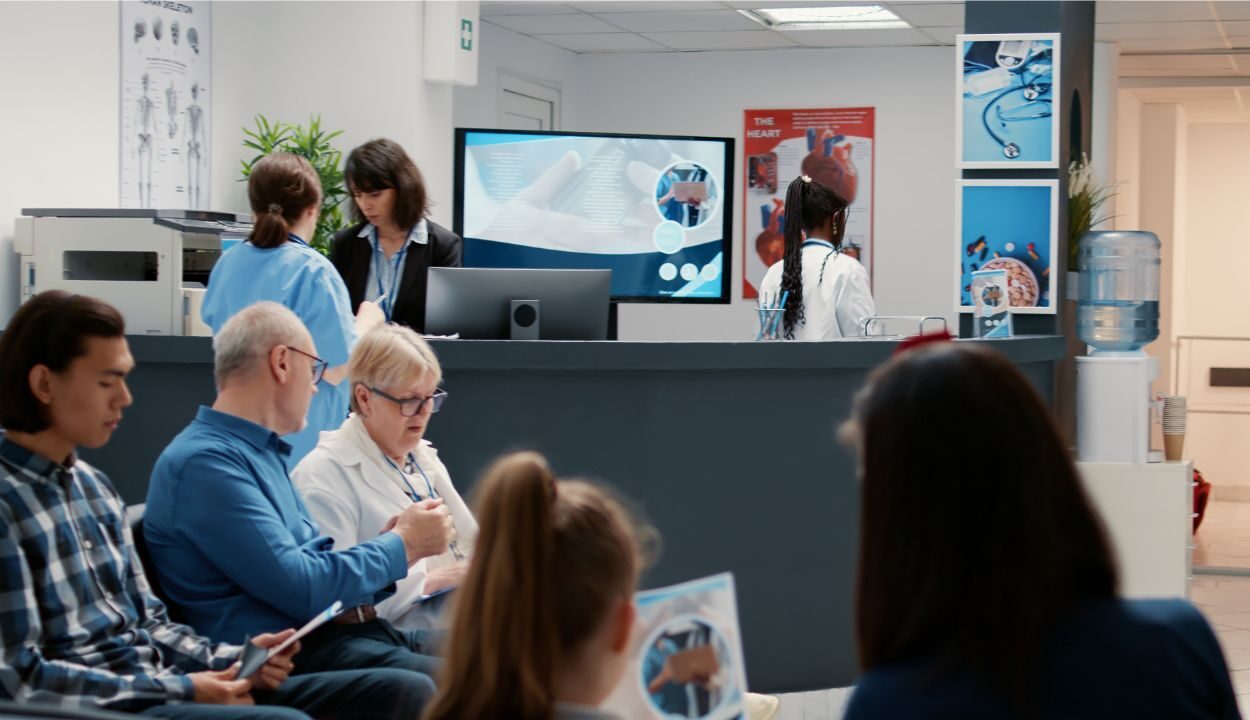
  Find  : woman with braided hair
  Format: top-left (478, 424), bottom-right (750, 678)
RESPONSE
top-left (758, 175), bottom-right (875, 340)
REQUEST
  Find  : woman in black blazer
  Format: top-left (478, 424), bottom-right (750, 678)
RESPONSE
top-left (331, 138), bottom-right (462, 332)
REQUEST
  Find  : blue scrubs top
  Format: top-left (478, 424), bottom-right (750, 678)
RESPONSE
top-left (201, 234), bottom-right (356, 462)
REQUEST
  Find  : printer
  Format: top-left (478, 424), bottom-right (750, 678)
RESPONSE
top-left (14, 209), bottom-right (252, 336)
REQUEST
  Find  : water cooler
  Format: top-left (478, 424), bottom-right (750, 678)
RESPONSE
top-left (1074, 230), bottom-right (1161, 464)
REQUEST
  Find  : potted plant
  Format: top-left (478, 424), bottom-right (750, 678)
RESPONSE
top-left (1066, 153), bottom-right (1116, 297)
top-left (240, 114), bottom-right (348, 256)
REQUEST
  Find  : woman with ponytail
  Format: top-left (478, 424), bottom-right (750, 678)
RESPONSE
top-left (758, 175), bottom-right (875, 340)
top-left (202, 152), bottom-right (385, 462)
top-left (423, 452), bottom-right (645, 720)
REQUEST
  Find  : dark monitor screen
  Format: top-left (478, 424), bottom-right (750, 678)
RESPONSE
top-left (425, 267), bottom-right (612, 340)
top-left (453, 128), bottom-right (734, 304)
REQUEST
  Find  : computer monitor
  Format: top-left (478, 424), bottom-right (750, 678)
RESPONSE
top-left (453, 128), bottom-right (734, 304)
top-left (425, 267), bottom-right (612, 340)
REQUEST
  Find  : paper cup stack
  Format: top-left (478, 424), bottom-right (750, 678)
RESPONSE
top-left (1161, 395), bottom-right (1188, 461)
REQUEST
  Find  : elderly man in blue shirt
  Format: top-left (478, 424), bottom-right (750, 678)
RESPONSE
top-left (0, 291), bottom-right (430, 719)
top-left (144, 302), bottom-right (451, 690)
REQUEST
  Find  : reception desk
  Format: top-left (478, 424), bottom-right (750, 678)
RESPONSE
top-left (85, 335), bottom-right (1066, 693)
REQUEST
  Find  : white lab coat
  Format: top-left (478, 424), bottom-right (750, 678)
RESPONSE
top-left (291, 414), bottom-right (478, 630)
top-left (758, 240), bottom-right (876, 340)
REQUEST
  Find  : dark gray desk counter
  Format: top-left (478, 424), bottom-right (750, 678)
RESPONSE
top-left (84, 335), bottom-right (1065, 693)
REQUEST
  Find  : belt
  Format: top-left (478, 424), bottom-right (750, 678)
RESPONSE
top-left (332, 604), bottom-right (378, 625)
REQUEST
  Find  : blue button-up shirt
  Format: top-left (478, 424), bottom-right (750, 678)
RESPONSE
top-left (0, 437), bottom-right (238, 711)
top-left (360, 220), bottom-right (429, 322)
top-left (144, 407), bottom-right (407, 644)
top-left (201, 234), bottom-right (356, 463)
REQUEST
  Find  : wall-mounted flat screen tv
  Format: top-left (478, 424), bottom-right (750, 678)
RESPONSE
top-left (454, 128), bottom-right (734, 303)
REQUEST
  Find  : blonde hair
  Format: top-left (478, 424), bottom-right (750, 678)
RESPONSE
top-left (422, 452), bottom-right (650, 720)
top-left (347, 324), bottom-right (442, 413)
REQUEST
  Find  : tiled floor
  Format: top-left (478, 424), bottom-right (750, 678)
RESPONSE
top-left (1195, 499), bottom-right (1250, 570)
top-left (765, 499), bottom-right (1250, 720)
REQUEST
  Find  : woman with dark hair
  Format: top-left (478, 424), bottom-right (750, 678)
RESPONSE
top-left (841, 342), bottom-right (1238, 719)
top-left (202, 152), bottom-right (384, 462)
top-left (757, 175), bottom-right (874, 340)
top-left (331, 139), bottom-right (462, 331)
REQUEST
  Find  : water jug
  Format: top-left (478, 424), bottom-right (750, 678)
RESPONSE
top-left (1076, 230), bottom-right (1160, 353)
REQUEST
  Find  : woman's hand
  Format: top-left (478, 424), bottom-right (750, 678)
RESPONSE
top-left (424, 562), bottom-right (468, 593)
top-left (355, 300), bottom-right (386, 335)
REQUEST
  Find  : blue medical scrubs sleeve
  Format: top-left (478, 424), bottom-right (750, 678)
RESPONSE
top-left (295, 265), bottom-right (357, 368)
top-left (162, 449), bottom-right (407, 629)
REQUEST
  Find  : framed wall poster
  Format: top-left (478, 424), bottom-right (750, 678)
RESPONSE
top-left (956, 33), bottom-right (1059, 169)
top-left (120, 0), bottom-right (211, 209)
top-left (955, 180), bottom-right (1057, 315)
top-left (741, 107), bottom-right (874, 299)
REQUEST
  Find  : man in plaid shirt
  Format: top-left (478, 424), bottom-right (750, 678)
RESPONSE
top-left (0, 291), bottom-right (432, 718)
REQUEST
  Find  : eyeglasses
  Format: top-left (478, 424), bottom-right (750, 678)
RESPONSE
top-left (369, 387), bottom-right (447, 417)
top-left (284, 346), bottom-right (328, 385)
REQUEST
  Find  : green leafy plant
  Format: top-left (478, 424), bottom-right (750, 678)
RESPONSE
top-left (240, 114), bottom-right (347, 256)
top-left (1067, 153), bottom-right (1117, 271)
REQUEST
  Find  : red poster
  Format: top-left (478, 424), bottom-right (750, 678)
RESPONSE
top-left (742, 108), bottom-right (875, 299)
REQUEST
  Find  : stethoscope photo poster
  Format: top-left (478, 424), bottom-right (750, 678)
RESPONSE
top-left (956, 33), bottom-right (1060, 169)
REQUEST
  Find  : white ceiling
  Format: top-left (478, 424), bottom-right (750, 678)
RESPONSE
top-left (481, 0), bottom-right (1250, 80)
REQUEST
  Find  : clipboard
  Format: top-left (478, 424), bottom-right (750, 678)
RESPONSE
top-left (238, 600), bottom-right (343, 679)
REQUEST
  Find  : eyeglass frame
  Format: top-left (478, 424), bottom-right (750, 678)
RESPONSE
top-left (283, 345), bottom-right (328, 385)
top-left (367, 386), bottom-right (447, 417)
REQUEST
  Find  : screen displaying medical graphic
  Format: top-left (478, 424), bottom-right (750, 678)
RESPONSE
top-left (602, 574), bottom-right (749, 720)
top-left (121, 0), bottom-right (211, 209)
top-left (957, 181), bottom-right (1057, 314)
top-left (455, 130), bottom-right (733, 303)
top-left (741, 108), bottom-right (875, 299)
top-left (958, 34), bottom-right (1059, 168)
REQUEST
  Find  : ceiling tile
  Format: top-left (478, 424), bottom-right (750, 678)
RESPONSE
top-left (1120, 66), bottom-right (1241, 77)
top-left (596, 9), bottom-right (764, 32)
top-left (920, 25), bottom-right (960, 44)
top-left (1212, 2), bottom-right (1250, 21)
top-left (777, 27), bottom-right (939, 47)
top-left (1221, 20), bottom-right (1250, 35)
top-left (481, 2), bottom-right (578, 16)
top-left (569, 1), bottom-right (730, 11)
top-left (1096, 1), bottom-right (1214, 24)
top-left (722, 0), bottom-right (873, 8)
top-left (1096, 21), bottom-right (1222, 41)
top-left (641, 29), bottom-right (800, 50)
top-left (887, 2), bottom-right (964, 27)
top-left (1120, 54), bottom-right (1239, 70)
top-left (1227, 35), bottom-right (1250, 46)
top-left (534, 32), bottom-right (671, 51)
top-left (1114, 36), bottom-right (1231, 52)
top-left (487, 12), bottom-right (623, 33)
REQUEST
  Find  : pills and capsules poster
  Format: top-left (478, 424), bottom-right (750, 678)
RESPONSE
top-left (742, 108), bottom-right (875, 299)
top-left (956, 180), bottom-right (1058, 315)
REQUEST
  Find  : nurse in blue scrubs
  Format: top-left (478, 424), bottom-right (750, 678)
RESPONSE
top-left (202, 152), bottom-right (384, 462)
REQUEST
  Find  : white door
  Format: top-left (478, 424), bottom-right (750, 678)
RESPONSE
top-left (497, 73), bottom-right (560, 131)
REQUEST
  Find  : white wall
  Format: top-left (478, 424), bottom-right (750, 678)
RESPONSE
top-left (1181, 122), bottom-right (1250, 499)
top-left (1114, 89), bottom-right (1143, 230)
top-left (560, 46), bottom-right (955, 341)
top-left (1138, 104), bottom-right (1186, 402)
top-left (454, 21), bottom-right (579, 131)
top-left (212, 2), bottom-right (456, 226)
top-left (1091, 42), bottom-right (1119, 230)
top-left (0, 2), bottom-right (119, 325)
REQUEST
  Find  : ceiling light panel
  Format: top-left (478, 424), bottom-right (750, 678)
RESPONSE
top-left (742, 4), bottom-right (912, 30)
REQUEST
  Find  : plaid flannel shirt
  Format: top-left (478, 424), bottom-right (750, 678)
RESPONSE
top-left (0, 437), bottom-right (239, 711)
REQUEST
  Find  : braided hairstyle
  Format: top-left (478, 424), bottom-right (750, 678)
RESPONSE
top-left (780, 176), bottom-right (850, 339)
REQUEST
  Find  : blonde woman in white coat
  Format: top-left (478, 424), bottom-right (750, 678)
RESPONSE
top-left (292, 324), bottom-right (477, 632)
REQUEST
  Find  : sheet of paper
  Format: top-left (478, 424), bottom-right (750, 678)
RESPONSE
top-left (602, 573), bottom-right (749, 720)
top-left (267, 600), bottom-right (343, 658)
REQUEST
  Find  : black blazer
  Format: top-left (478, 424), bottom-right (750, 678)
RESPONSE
top-left (330, 220), bottom-right (463, 332)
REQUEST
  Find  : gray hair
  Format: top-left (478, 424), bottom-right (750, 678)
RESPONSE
top-left (213, 302), bottom-right (309, 389)
top-left (348, 324), bottom-right (442, 414)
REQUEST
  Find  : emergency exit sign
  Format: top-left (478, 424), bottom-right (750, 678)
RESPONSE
top-left (460, 19), bottom-right (473, 51)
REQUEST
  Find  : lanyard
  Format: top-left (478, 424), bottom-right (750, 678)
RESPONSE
top-left (382, 452), bottom-right (436, 502)
top-left (287, 233), bottom-right (310, 248)
top-left (372, 229), bottom-right (408, 321)
top-left (382, 451), bottom-right (466, 562)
